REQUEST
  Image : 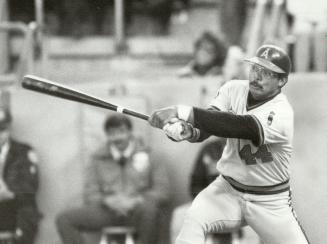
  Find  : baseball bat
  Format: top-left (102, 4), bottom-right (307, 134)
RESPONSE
top-left (21, 75), bottom-right (150, 121)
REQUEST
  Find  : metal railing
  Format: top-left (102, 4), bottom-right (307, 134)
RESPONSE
top-left (114, 0), bottom-right (127, 53)
top-left (0, 0), bottom-right (45, 86)
top-left (0, 21), bottom-right (37, 77)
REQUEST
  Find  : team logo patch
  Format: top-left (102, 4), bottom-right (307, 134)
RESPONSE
top-left (261, 48), bottom-right (270, 59)
top-left (267, 111), bottom-right (275, 125)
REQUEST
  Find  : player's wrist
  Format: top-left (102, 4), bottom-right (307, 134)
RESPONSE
top-left (177, 105), bottom-right (193, 122)
top-left (187, 127), bottom-right (201, 142)
top-left (184, 122), bottom-right (195, 140)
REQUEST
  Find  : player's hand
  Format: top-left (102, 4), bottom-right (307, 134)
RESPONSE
top-left (163, 118), bottom-right (193, 142)
top-left (148, 105), bottom-right (193, 129)
top-left (148, 106), bottom-right (178, 129)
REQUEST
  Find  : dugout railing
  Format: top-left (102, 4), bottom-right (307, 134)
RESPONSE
top-left (0, 0), bottom-right (45, 87)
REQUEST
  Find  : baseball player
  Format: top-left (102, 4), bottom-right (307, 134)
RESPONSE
top-left (148, 44), bottom-right (310, 244)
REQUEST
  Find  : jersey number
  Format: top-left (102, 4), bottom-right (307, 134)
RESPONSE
top-left (239, 144), bottom-right (273, 165)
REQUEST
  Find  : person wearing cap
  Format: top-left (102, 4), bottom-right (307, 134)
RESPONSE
top-left (177, 31), bottom-right (228, 77)
top-left (148, 44), bottom-right (310, 244)
top-left (0, 109), bottom-right (42, 244)
top-left (56, 114), bottom-right (170, 244)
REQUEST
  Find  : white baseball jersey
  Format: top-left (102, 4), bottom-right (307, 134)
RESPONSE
top-left (209, 80), bottom-right (294, 186)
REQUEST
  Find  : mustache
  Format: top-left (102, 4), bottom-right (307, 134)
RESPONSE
top-left (250, 81), bottom-right (262, 89)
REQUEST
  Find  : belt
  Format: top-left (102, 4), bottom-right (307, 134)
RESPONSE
top-left (223, 175), bottom-right (290, 195)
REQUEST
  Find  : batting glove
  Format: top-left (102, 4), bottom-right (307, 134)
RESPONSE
top-left (148, 105), bottom-right (193, 129)
top-left (163, 118), bottom-right (193, 142)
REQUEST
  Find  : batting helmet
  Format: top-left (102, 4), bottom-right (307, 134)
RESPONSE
top-left (244, 45), bottom-right (291, 75)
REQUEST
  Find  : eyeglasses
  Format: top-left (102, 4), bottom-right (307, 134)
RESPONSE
top-left (250, 65), bottom-right (278, 79)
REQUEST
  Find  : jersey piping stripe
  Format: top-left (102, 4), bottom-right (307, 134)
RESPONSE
top-left (250, 115), bottom-right (265, 146)
top-left (209, 105), bottom-right (221, 111)
top-left (288, 190), bottom-right (311, 243)
top-left (223, 176), bottom-right (290, 195)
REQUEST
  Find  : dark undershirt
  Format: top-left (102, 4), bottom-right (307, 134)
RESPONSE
top-left (193, 91), bottom-right (279, 145)
top-left (247, 92), bottom-right (260, 108)
top-left (246, 90), bottom-right (281, 111)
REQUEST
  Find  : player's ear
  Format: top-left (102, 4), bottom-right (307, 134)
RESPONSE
top-left (278, 77), bottom-right (287, 88)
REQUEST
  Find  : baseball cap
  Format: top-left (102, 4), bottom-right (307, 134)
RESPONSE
top-left (244, 45), bottom-right (291, 74)
top-left (0, 109), bottom-right (11, 130)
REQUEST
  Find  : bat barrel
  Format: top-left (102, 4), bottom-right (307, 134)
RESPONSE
top-left (22, 75), bottom-right (150, 122)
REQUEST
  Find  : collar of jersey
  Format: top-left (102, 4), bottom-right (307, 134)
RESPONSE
top-left (246, 90), bottom-right (281, 111)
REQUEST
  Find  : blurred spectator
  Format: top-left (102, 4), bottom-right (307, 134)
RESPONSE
top-left (170, 138), bottom-right (234, 244)
top-left (56, 114), bottom-right (170, 244)
top-left (0, 108), bottom-right (41, 244)
top-left (178, 32), bottom-right (228, 77)
top-left (287, 0), bottom-right (327, 71)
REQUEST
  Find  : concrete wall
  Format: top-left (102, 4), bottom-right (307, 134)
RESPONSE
top-left (283, 73), bottom-right (327, 244)
top-left (9, 73), bottom-right (327, 244)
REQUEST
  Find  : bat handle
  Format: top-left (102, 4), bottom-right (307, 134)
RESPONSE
top-left (114, 106), bottom-right (149, 121)
top-left (123, 109), bottom-right (149, 121)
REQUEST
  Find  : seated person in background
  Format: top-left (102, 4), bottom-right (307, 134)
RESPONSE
top-left (0, 109), bottom-right (41, 244)
top-left (178, 32), bottom-right (228, 77)
top-left (171, 138), bottom-right (234, 244)
top-left (56, 114), bottom-right (170, 244)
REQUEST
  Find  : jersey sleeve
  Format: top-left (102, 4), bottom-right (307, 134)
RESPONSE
top-left (208, 82), bottom-right (232, 111)
top-left (251, 105), bottom-right (294, 146)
